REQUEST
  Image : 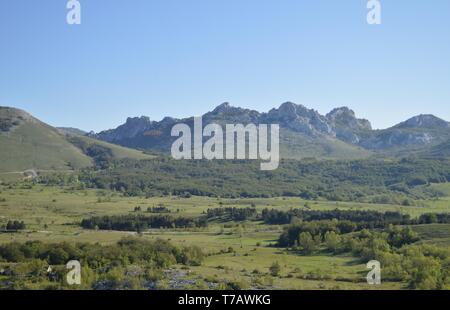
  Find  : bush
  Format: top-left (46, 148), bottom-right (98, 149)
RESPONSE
top-left (6, 220), bottom-right (26, 231)
top-left (269, 261), bottom-right (281, 277)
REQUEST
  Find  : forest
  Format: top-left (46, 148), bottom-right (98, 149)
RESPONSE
top-left (80, 214), bottom-right (208, 232)
top-left (42, 156), bottom-right (450, 203)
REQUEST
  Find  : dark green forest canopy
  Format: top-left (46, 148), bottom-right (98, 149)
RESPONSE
top-left (59, 156), bottom-right (450, 202)
top-left (80, 214), bottom-right (207, 231)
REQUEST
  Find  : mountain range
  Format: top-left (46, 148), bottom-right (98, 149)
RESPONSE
top-left (92, 102), bottom-right (450, 159)
top-left (1, 102), bottom-right (449, 176)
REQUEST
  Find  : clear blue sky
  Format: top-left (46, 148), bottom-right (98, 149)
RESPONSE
top-left (1, 0), bottom-right (449, 132)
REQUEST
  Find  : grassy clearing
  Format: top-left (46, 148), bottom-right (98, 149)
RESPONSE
top-left (412, 224), bottom-right (450, 246)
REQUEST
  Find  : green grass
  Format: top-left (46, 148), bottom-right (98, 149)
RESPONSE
top-left (1, 184), bottom-right (449, 289)
top-left (281, 129), bottom-right (373, 160)
top-left (0, 122), bottom-right (93, 173)
top-left (68, 135), bottom-right (154, 161)
top-left (0, 185), bottom-right (449, 237)
top-left (429, 183), bottom-right (450, 196)
top-left (413, 224), bottom-right (450, 246)
top-left (0, 107), bottom-right (92, 173)
top-left (0, 107), bottom-right (153, 179)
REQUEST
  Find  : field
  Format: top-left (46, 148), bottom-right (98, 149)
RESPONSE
top-left (1, 183), bottom-right (449, 289)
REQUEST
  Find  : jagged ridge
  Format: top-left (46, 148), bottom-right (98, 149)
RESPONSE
top-left (92, 102), bottom-right (449, 157)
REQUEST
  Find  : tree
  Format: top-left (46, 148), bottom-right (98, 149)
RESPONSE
top-left (6, 220), bottom-right (26, 231)
top-left (419, 213), bottom-right (438, 224)
top-left (298, 232), bottom-right (315, 254)
top-left (407, 255), bottom-right (441, 290)
top-left (47, 247), bottom-right (69, 265)
top-left (324, 231), bottom-right (341, 253)
top-left (387, 226), bottom-right (419, 248)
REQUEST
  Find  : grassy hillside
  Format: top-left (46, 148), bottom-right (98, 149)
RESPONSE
top-left (68, 135), bottom-right (154, 161)
top-left (0, 107), bottom-right (92, 174)
top-left (423, 139), bottom-right (450, 159)
top-left (0, 107), bottom-right (154, 178)
top-left (281, 129), bottom-right (372, 160)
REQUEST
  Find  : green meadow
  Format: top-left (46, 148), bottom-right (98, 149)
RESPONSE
top-left (1, 183), bottom-right (449, 289)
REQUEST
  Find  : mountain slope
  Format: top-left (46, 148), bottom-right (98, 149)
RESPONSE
top-left (57, 127), bottom-right (87, 136)
top-left (360, 115), bottom-right (450, 151)
top-left (0, 107), bottom-right (154, 176)
top-left (280, 129), bottom-right (371, 160)
top-left (67, 135), bottom-right (154, 161)
top-left (421, 139), bottom-right (450, 159)
top-left (94, 102), bottom-right (374, 160)
top-left (0, 107), bottom-right (92, 173)
top-left (94, 102), bottom-right (450, 158)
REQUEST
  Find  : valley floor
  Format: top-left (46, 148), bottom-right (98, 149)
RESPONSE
top-left (1, 184), bottom-right (450, 290)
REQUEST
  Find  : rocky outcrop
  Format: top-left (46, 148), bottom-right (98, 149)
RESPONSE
top-left (92, 102), bottom-right (450, 154)
top-left (96, 116), bottom-right (153, 142)
top-left (264, 102), bottom-right (334, 137)
top-left (326, 107), bottom-right (372, 144)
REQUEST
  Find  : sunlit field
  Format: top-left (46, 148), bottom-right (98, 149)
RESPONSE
top-left (1, 183), bottom-right (449, 290)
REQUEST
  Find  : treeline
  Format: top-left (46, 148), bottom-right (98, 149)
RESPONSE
top-left (205, 207), bottom-right (258, 221)
top-left (263, 208), bottom-right (450, 226)
top-left (2, 220), bottom-right (26, 231)
top-left (147, 206), bottom-right (171, 213)
top-left (0, 237), bottom-right (204, 290)
top-left (72, 156), bottom-right (450, 202)
top-left (418, 213), bottom-right (450, 224)
top-left (80, 214), bottom-right (207, 232)
top-left (278, 220), bottom-right (420, 247)
top-left (277, 211), bottom-right (450, 247)
top-left (262, 209), bottom-right (411, 226)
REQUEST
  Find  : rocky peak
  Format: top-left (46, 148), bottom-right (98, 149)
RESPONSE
top-left (324, 107), bottom-right (372, 144)
top-left (96, 116), bottom-right (152, 142)
top-left (212, 102), bottom-right (233, 114)
top-left (395, 114), bottom-right (449, 129)
top-left (159, 116), bottom-right (177, 127)
top-left (125, 116), bottom-right (151, 126)
top-left (207, 102), bottom-right (260, 124)
top-left (327, 107), bottom-right (357, 122)
top-left (266, 102), bottom-right (333, 136)
top-left (326, 107), bottom-right (372, 130)
top-left (277, 102), bottom-right (311, 118)
top-left (92, 102), bottom-right (450, 153)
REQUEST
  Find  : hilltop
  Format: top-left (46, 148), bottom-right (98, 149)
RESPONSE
top-left (0, 106), bottom-right (153, 178)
